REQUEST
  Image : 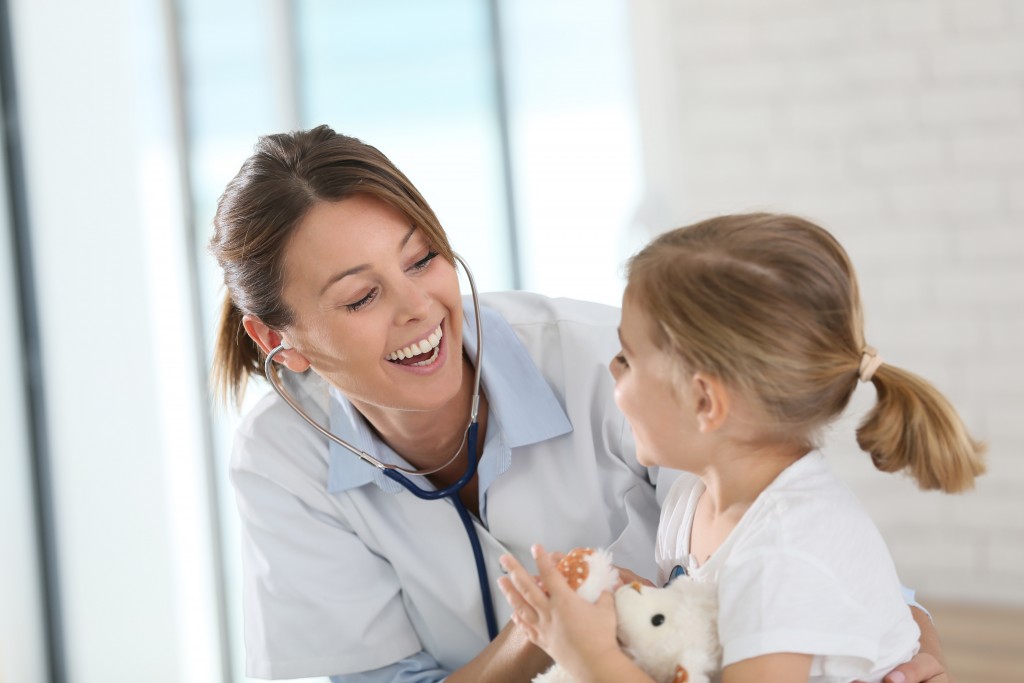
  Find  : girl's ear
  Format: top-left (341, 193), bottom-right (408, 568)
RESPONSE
top-left (241, 314), bottom-right (311, 373)
top-left (690, 372), bottom-right (729, 433)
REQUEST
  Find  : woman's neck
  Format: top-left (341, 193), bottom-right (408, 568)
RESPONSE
top-left (353, 354), bottom-right (484, 472)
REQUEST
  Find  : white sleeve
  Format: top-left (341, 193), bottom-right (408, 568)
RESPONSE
top-left (717, 550), bottom-right (881, 675)
top-left (232, 431), bottom-right (421, 679)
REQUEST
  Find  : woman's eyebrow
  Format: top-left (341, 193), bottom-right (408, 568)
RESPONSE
top-left (399, 224), bottom-right (416, 249)
top-left (318, 226), bottom-right (418, 296)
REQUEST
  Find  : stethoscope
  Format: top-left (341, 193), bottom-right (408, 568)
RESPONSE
top-left (263, 253), bottom-right (499, 641)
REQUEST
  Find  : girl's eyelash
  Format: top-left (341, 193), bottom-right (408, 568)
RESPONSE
top-left (345, 287), bottom-right (378, 312)
top-left (615, 353), bottom-right (629, 368)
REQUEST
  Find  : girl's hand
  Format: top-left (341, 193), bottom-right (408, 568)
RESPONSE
top-left (498, 544), bottom-right (620, 677)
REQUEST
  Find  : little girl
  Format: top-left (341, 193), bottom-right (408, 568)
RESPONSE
top-left (498, 213), bottom-right (985, 682)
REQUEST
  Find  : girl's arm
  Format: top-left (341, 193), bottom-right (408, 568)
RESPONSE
top-left (497, 545), bottom-right (657, 683)
top-left (722, 653), bottom-right (812, 683)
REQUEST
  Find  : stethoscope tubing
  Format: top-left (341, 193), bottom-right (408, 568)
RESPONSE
top-left (382, 423), bottom-right (498, 638)
top-left (262, 252), bottom-right (499, 640)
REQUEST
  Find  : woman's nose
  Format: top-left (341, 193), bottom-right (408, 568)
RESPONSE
top-left (393, 276), bottom-right (431, 322)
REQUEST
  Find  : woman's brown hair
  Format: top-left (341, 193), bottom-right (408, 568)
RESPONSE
top-left (626, 213), bottom-right (985, 493)
top-left (208, 125), bottom-right (455, 407)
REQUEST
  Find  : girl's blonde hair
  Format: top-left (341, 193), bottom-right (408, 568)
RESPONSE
top-left (208, 125), bottom-right (455, 407)
top-left (626, 213), bottom-right (985, 493)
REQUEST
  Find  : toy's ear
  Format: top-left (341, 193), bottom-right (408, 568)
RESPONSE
top-left (555, 547), bottom-right (617, 602)
top-left (672, 664), bottom-right (689, 683)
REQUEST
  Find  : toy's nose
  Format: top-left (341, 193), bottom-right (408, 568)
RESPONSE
top-left (628, 581), bottom-right (643, 593)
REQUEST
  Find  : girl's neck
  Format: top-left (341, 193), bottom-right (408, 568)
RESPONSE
top-left (688, 440), bottom-right (808, 566)
top-left (700, 440), bottom-right (808, 516)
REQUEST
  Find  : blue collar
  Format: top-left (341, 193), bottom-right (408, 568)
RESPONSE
top-left (326, 298), bottom-right (573, 494)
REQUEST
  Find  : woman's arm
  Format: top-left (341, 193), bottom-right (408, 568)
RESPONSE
top-left (443, 618), bottom-right (553, 683)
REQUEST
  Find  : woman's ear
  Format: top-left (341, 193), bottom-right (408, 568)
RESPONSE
top-left (690, 372), bottom-right (730, 433)
top-left (241, 314), bottom-right (311, 373)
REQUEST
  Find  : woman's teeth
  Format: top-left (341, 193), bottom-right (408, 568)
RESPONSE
top-left (410, 346), bottom-right (440, 367)
top-left (386, 325), bottom-right (443, 362)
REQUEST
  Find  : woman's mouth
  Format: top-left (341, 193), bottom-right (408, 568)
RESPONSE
top-left (385, 324), bottom-right (443, 367)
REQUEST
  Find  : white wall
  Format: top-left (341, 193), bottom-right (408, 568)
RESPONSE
top-left (631, 0), bottom-right (1024, 604)
top-left (0, 92), bottom-right (49, 683)
top-left (7, 0), bottom-right (223, 680)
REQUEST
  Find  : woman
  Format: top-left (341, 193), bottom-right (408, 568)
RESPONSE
top-left (209, 125), bottom-right (953, 682)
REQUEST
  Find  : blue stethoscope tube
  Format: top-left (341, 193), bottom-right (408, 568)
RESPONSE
top-left (380, 423), bottom-right (498, 639)
top-left (263, 253), bottom-right (499, 641)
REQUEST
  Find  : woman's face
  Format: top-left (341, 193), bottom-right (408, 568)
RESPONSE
top-left (609, 292), bottom-right (696, 469)
top-left (280, 194), bottom-right (464, 414)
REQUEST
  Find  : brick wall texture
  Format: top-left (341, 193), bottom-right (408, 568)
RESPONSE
top-left (632, 0), bottom-right (1024, 605)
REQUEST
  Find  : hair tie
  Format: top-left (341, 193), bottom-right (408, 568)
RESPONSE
top-left (859, 345), bottom-right (884, 383)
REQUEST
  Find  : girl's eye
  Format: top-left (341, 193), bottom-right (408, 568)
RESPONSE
top-left (410, 250), bottom-right (439, 272)
top-left (614, 353), bottom-right (629, 369)
top-left (345, 287), bottom-right (379, 312)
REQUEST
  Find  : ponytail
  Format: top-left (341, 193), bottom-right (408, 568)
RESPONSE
top-left (211, 293), bottom-right (265, 408)
top-left (856, 363), bottom-right (986, 493)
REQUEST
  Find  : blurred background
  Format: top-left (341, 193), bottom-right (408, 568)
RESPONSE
top-left (1, 1), bottom-right (1021, 682)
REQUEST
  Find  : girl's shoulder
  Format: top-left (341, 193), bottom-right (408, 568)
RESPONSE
top-left (728, 452), bottom-right (893, 574)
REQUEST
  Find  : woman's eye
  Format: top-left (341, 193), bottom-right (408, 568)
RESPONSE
top-left (410, 250), bottom-right (439, 271)
top-left (345, 287), bottom-right (378, 312)
top-left (614, 353), bottom-right (629, 369)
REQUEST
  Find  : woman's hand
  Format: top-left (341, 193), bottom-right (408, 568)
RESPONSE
top-left (497, 544), bottom-right (621, 678)
top-left (856, 652), bottom-right (950, 683)
top-left (859, 605), bottom-right (953, 683)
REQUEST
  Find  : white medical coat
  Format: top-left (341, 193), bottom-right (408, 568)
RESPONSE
top-left (231, 291), bottom-right (676, 679)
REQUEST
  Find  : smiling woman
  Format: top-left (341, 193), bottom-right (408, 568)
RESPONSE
top-left (207, 125), bottom-right (672, 682)
top-left (246, 195), bottom-right (468, 424)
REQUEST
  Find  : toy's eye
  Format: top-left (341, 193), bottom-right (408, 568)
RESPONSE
top-left (651, 614), bottom-right (665, 626)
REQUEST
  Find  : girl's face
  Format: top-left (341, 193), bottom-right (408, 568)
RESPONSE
top-left (280, 194), bottom-right (465, 414)
top-left (609, 292), bottom-right (697, 469)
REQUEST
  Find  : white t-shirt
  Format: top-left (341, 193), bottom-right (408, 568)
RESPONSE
top-left (655, 452), bottom-right (920, 683)
top-left (232, 292), bottom-right (678, 679)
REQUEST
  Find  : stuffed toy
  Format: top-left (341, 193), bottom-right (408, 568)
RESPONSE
top-left (533, 548), bottom-right (721, 683)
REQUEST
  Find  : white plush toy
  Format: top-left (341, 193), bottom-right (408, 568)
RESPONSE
top-left (533, 548), bottom-right (721, 683)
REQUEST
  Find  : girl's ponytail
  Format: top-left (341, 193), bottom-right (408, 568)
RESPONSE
top-left (856, 361), bottom-right (986, 493)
